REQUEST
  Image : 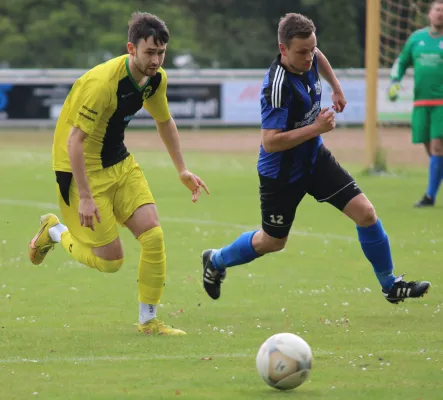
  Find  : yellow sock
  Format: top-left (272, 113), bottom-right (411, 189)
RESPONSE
top-left (60, 231), bottom-right (123, 273)
top-left (137, 226), bottom-right (166, 304)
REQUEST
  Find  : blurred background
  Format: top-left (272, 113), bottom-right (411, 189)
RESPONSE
top-left (0, 0), bottom-right (434, 168)
top-left (0, 0), bottom-right (367, 69)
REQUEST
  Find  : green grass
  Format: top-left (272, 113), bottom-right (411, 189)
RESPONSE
top-left (0, 144), bottom-right (442, 400)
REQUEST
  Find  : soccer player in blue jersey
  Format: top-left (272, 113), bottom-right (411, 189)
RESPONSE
top-left (201, 13), bottom-right (431, 305)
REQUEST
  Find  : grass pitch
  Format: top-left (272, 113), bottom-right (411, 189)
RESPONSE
top-left (0, 133), bottom-right (441, 399)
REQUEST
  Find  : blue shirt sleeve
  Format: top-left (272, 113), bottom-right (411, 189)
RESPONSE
top-left (260, 72), bottom-right (290, 130)
top-left (261, 98), bottom-right (289, 130)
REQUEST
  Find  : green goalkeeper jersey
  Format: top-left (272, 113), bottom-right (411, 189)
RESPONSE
top-left (390, 27), bottom-right (443, 102)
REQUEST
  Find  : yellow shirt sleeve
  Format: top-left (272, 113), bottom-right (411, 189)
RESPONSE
top-left (143, 70), bottom-right (171, 122)
top-left (65, 77), bottom-right (111, 135)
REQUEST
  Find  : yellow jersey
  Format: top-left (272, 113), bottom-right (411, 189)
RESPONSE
top-left (52, 54), bottom-right (171, 172)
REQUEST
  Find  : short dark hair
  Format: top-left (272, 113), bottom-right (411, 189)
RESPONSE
top-left (431, 0), bottom-right (443, 9)
top-left (278, 13), bottom-right (316, 46)
top-left (128, 12), bottom-right (169, 46)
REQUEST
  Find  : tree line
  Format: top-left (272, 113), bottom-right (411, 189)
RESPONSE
top-left (0, 0), bottom-right (368, 69)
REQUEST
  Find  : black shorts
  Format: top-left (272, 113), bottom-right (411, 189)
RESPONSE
top-left (259, 144), bottom-right (362, 239)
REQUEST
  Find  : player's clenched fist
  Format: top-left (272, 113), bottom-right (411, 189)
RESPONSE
top-left (313, 107), bottom-right (336, 134)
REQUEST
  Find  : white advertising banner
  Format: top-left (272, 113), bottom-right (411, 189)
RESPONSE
top-left (222, 81), bottom-right (262, 124)
top-left (377, 77), bottom-right (414, 123)
top-left (222, 78), bottom-right (368, 125)
top-left (321, 78), bottom-right (367, 124)
top-left (221, 76), bottom-right (414, 125)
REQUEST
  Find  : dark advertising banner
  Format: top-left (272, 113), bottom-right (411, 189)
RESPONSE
top-left (134, 84), bottom-right (221, 120)
top-left (0, 83), bottom-right (221, 121)
top-left (0, 84), bottom-right (71, 120)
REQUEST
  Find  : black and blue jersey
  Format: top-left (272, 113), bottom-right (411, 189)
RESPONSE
top-left (258, 54), bottom-right (323, 182)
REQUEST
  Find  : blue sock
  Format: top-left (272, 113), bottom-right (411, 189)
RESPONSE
top-left (356, 219), bottom-right (396, 291)
top-left (212, 231), bottom-right (260, 270)
top-left (426, 155), bottom-right (443, 200)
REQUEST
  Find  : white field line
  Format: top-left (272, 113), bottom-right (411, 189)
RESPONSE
top-left (0, 348), bottom-right (438, 365)
top-left (0, 198), bottom-right (356, 242)
top-left (0, 353), bottom-right (250, 365)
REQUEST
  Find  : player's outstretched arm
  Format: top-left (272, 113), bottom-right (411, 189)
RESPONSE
top-left (388, 35), bottom-right (414, 101)
top-left (316, 48), bottom-right (347, 113)
top-left (67, 127), bottom-right (101, 230)
top-left (390, 36), bottom-right (413, 83)
top-left (156, 118), bottom-right (209, 203)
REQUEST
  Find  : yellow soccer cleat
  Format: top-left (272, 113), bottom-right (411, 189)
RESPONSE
top-left (137, 319), bottom-right (186, 336)
top-left (29, 213), bottom-right (60, 265)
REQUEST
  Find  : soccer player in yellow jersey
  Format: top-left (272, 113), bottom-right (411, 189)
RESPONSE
top-left (28, 12), bottom-right (209, 336)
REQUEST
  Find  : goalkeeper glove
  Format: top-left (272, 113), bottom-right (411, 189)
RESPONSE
top-left (388, 81), bottom-right (401, 102)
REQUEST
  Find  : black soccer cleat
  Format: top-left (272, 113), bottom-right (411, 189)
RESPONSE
top-left (202, 249), bottom-right (226, 300)
top-left (414, 194), bottom-right (434, 208)
top-left (383, 275), bottom-right (431, 304)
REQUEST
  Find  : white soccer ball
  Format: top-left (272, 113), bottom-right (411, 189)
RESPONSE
top-left (256, 332), bottom-right (312, 391)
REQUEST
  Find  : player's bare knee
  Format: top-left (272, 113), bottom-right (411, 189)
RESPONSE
top-left (269, 239), bottom-right (287, 253)
top-left (430, 139), bottom-right (443, 155)
top-left (257, 236), bottom-right (287, 254)
top-left (126, 204), bottom-right (160, 239)
top-left (355, 204), bottom-right (377, 227)
top-left (424, 142), bottom-right (431, 156)
top-left (343, 194), bottom-right (377, 227)
top-left (103, 245), bottom-right (124, 261)
top-left (93, 238), bottom-right (124, 261)
top-left (107, 247), bottom-right (125, 260)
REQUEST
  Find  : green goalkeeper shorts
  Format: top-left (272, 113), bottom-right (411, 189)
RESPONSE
top-left (411, 106), bottom-right (443, 144)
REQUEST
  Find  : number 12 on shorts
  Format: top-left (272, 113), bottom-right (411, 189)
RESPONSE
top-left (270, 214), bottom-right (284, 225)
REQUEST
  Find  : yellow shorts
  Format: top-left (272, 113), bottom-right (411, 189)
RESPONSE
top-left (56, 154), bottom-right (155, 247)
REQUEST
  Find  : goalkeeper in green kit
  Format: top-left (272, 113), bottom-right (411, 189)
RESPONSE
top-left (388, 0), bottom-right (443, 207)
